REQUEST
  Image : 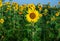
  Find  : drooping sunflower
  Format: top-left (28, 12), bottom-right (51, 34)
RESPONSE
top-left (25, 8), bottom-right (40, 23)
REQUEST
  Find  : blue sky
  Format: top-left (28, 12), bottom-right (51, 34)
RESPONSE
top-left (5, 0), bottom-right (60, 6)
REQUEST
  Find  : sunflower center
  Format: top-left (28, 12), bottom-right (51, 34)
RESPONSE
top-left (30, 13), bottom-right (36, 19)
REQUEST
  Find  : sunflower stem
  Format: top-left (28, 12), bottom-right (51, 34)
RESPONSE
top-left (31, 22), bottom-right (35, 41)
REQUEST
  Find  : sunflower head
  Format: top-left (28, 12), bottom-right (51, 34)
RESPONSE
top-left (55, 12), bottom-right (59, 16)
top-left (0, 1), bottom-right (2, 7)
top-left (19, 6), bottom-right (24, 11)
top-left (12, 2), bottom-right (18, 6)
top-left (25, 8), bottom-right (40, 23)
top-left (28, 4), bottom-right (35, 9)
top-left (22, 4), bottom-right (27, 8)
top-left (58, 2), bottom-right (60, 4)
top-left (38, 5), bottom-right (42, 10)
top-left (13, 4), bottom-right (19, 11)
top-left (5, 2), bottom-right (10, 5)
top-left (0, 18), bottom-right (4, 24)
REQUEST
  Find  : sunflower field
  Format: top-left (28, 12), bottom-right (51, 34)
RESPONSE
top-left (0, 0), bottom-right (60, 41)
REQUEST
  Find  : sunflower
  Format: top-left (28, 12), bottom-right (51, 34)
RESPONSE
top-left (55, 12), bottom-right (59, 16)
top-left (13, 4), bottom-right (18, 11)
top-left (12, 2), bottom-right (19, 11)
top-left (22, 4), bottom-right (27, 9)
top-left (5, 2), bottom-right (10, 5)
top-left (0, 18), bottom-right (4, 24)
top-left (0, 1), bottom-right (2, 7)
top-left (12, 2), bottom-right (18, 6)
top-left (19, 6), bottom-right (24, 11)
top-left (14, 5), bottom-right (18, 11)
top-left (28, 4), bottom-right (35, 9)
top-left (37, 4), bottom-right (42, 11)
top-left (58, 2), bottom-right (60, 4)
top-left (25, 8), bottom-right (40, 23)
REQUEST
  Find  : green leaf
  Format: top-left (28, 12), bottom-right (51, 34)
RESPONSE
top-left (49, 33), bottom-right (54, 38)
top-left (23, 38), bottom-right (28, 41)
